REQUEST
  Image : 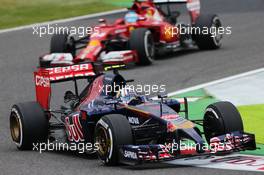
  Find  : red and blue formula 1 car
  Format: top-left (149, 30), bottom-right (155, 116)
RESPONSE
top-left (10, 56), bottom-right (256, 166)
top-left (49, 0), bottom-right (223, 66)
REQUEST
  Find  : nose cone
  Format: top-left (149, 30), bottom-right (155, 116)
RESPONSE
top-left (166, 119), bottom-right (195, 132)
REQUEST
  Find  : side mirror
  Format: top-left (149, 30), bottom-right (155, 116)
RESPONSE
top-left (105, 100), bottom-right (119, 105)
top-left (126, 79), bottom-right (134, 83)
top-left (158, 92), bottom-right (168, 99)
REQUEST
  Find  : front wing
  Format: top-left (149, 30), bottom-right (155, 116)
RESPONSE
top-left (101, 50), bottom-right (138, 65)
top-left (119, 131), bottom-right (256, 165)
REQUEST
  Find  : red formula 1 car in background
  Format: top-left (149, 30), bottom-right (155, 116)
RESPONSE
top-left (49, 0), bottom-right (223, 66)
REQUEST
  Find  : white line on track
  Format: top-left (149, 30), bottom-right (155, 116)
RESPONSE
top-left (167, 153), bottom-right (264, 172)
top-left (0, 9), bottom-right (126, 34)
top-left (167, 67), bottom-right (264, 97)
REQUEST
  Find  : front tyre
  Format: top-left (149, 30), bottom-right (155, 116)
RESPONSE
top-left (129, 28), bottom-right (155, 65)
top-left (95, 114), bottom-right (133, 165)
top-left (203, 101), bottom-right (244, 143)
top-left (192, 14), bottom-right (223, 50)
top-left (10, 102), bottom-right (48, 150)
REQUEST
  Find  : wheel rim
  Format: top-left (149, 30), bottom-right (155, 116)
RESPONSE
top-left (211, 17), bottom-right (223, 46)
top-left (10, 112), bottom-right (21, 143)
top-left (144, 31), bottom-right (155, 61)
top-left (95, 127), bottom-right (111, 158)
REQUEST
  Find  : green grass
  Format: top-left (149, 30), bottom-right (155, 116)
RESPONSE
top-left (238, 104), bottom-right (264, 144)
top-left (175, 89), bottom-right (218, 120)
top-left (172, 89), bottom-right (264, 155)
top-left (108, 0), bottom-right (132, 7)
top-left (172, 89), bottom-right (217, 137)
top-left (0, 0), bottom-right (121, 29)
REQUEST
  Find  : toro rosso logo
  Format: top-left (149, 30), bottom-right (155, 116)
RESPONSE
top-left (65, 114), bottom-right (84, 142)
top-left (35, 75), bottom-right (50, 87)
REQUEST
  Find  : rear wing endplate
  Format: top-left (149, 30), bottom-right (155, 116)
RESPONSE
top-left (34, 62), bottom-right (96, 110)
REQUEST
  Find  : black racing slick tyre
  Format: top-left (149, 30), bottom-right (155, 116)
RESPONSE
top-left (203, 101), bottom-right (244, 143)
top-left (95, 114), bottom-right (133, 165)
top-left (50, 33), bottom-right (76, 57)
top-left (10, 102), bottom-right (48, 150)
top-left (192, 14), bottom-right (223, 50)
top-left (129, 28), bottom-right (155, 65)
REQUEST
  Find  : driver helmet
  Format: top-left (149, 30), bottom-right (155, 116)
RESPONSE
top-left (117, 86), bottom-right (142, 105)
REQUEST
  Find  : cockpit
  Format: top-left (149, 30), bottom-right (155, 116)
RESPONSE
top-left (116, 86), bottom-right (145, 106)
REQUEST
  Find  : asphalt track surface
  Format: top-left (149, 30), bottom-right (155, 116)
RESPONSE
top-left (1, 0), bottom-right (264, 174)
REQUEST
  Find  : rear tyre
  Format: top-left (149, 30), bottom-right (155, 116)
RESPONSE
top-left (129, 28), bottom-right (155, 65)
top-left (10, 102), bottom-right (48, 150)
top-left (203, 101), bottom-right (244, 143)
top-left (50, 33), bottom-right (76, 57)
top-left (95, 114), bottom-right (133, 165)
top-left (192, 14), bottom-right (222, 50)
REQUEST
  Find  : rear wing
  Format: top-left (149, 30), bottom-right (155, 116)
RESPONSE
top-left (153, 0), bottom-right (200, 23)
top-left (153, 0), bottom-right (187, 4)
top-left (34, 62), bottom-right (98, 110)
